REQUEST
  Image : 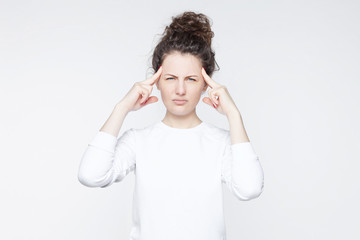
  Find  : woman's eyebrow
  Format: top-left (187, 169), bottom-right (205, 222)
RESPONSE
top-left (164, 74), bottom-right (198, 77)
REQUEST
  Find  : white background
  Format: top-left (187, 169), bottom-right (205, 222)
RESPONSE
top-left (1, 0), bottom-right (359, 239)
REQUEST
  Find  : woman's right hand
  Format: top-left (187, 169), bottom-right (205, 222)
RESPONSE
top-left (119, 66), bottom-right (163, 112)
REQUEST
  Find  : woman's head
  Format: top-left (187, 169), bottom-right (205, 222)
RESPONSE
top-left (151, 11), bottom-right (219, 117)
top-left (152, 11), bottom-right (218, 79)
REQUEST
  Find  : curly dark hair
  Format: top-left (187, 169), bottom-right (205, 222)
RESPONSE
top-left (150, 11), bottom-right (220, 81)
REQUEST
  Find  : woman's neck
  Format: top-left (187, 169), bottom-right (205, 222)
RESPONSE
top-left (162, 111), bottom-right (202, 129)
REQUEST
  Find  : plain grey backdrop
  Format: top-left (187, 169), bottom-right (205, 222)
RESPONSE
top-left (1, 0), bottom-right (359, 239)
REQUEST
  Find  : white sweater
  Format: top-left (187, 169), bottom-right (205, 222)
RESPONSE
top-left (78, 120), bottom-right (264, 240)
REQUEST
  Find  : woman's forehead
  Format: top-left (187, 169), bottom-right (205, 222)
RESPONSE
top-left (164, 73), bottom-right (199, 78)
top-left (163, 52), bottom-right (202, 66)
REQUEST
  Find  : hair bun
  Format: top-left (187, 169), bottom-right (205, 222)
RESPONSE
top-left (164, 11), bottom-right (214, 46)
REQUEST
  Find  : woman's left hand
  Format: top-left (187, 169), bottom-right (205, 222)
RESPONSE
top-left (201, 67), bottom-right (239, 116)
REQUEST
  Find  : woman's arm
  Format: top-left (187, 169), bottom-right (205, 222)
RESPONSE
top-left (78, 67), bottom-right (163, 188)
top-left (227, 109), bottom-right (250, 144)
top-left (78, 102), bottom-right (134, 188)
top-left (222, 110), bottom-right (264, 201)
top-left (100, 101), bottom-right (130, 137)
top-left (78, 127), bottom-right (136, 188)
top-left (200, 67), bottom-right (264, 200)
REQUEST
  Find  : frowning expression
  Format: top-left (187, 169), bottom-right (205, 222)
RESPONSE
top-left (156, 51), bottom-right (208, 115)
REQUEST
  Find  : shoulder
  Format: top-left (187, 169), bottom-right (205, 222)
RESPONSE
top-left (123, 121), bottom-right (160, 139)
top-left (202, 121), bottom-right (230, 144)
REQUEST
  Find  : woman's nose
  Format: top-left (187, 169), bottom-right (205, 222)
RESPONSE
top-left (175, 80), bottom-right (186, 95)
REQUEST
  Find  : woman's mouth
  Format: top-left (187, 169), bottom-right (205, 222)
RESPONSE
top-left (173, 100), bottom-right (187, 105)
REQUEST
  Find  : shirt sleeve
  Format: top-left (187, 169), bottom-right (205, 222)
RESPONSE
top-left (221, 131), bottom-right (264, 201)
top-left (78, 128), bottom-right (136, 188)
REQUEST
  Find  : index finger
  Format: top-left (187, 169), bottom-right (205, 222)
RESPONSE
top-left (144, 65), bottom-right (163, 85)
top-left (201, 67), bottom-right (219, 89)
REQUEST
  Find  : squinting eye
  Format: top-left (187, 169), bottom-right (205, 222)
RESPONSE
top-left (165, 77), bottom-right (196, 81)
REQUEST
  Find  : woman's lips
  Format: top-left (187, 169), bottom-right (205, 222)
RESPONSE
top-left (173, 100), bottom-right (187, 105)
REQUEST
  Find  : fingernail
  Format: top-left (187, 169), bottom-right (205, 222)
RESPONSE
top-left (158, 65), bottom-right (162, 70)
top-left (213, 104), bottom-right (216, 108)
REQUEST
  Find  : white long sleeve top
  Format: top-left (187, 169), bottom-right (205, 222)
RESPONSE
top-left (78, 120), bottom-right (264, 240)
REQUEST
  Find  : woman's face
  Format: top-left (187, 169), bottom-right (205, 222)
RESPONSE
top-left (156, 51), bottom-right (208, 116)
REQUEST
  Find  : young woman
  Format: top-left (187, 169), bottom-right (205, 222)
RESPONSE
top-left (78, 11), bottom-right (264, 240)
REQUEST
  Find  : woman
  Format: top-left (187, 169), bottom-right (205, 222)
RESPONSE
top-left (78, 11), bottom-right (264, 240)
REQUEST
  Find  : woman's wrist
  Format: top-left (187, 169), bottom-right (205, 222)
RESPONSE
top-left (115, 101), bottom-right (131, 114)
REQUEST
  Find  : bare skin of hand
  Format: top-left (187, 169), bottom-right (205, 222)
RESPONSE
top-left (201, 67), bottom-right (239, 116)
top-left (120, 66), bottom-right (163, 112)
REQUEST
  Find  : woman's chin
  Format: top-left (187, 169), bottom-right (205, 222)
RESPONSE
top-left (167, 107), bottom-right (193, 116)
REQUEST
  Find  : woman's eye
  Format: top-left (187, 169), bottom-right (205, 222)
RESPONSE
top-left (165, 77), bottom-right (196, 81)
